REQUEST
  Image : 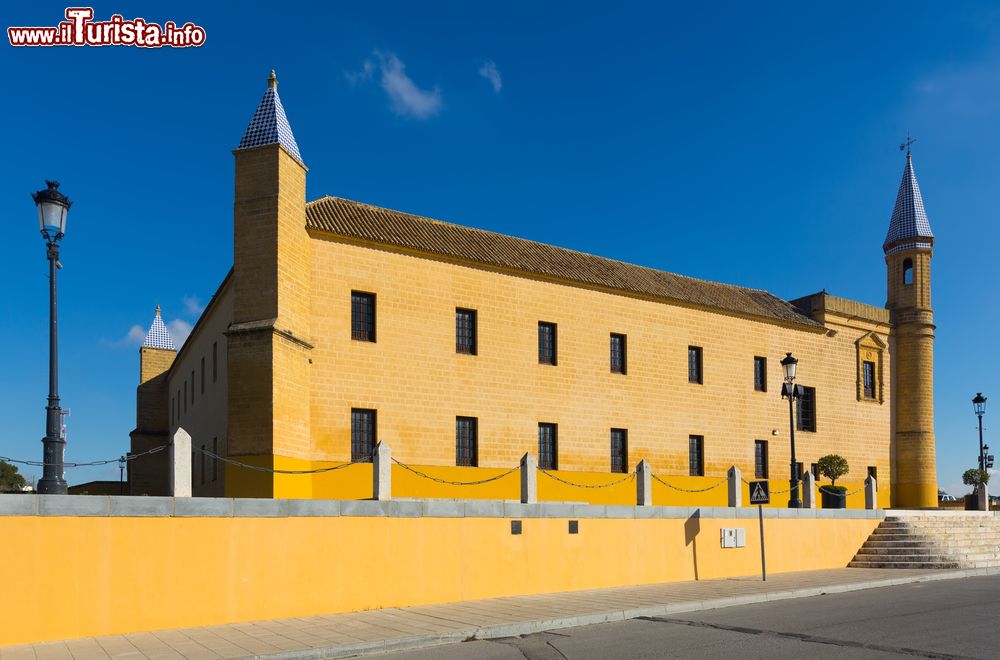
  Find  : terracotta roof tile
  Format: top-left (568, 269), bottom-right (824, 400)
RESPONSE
top-left (305, 196), bottom-right (823, 329)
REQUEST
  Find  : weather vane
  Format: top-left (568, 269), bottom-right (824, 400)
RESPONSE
top-left (900, 133), bottom-right (916, 156)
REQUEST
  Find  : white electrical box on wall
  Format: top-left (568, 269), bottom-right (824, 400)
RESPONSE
top-left (720, 528), bottom-right (747, 548)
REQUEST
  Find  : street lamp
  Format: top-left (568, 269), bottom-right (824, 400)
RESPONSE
top-left (780, 352), bottom-right (803, 508)
top-left (973, 393), bottom-right (987, 471)
top-left (32, 180), bottom-right (71, 495)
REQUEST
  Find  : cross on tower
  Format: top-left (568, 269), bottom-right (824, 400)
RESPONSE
top-left (900, 133), bottom-right (916, 156)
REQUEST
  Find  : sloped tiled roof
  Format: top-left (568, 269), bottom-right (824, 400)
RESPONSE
top-left (306, 196), bottom-right (823, 329)
top-left (884, 154), bottom-right (933, 255)
top-left (142, 305), bottom-right (176, 350)
top-left (236, 71), bottom-right (303, 165)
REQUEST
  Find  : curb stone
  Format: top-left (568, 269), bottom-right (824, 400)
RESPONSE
top-left (246, 566), bottom-right (1000, 659)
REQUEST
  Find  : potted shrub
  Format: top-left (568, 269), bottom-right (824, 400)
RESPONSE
top-left (817, 454), bottom-right (849, 509)
top-left (962, 468), bottom-right (989, 510)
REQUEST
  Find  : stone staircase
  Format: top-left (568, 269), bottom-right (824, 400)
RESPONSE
top-left (849, 511), bottom-right (1000, 569)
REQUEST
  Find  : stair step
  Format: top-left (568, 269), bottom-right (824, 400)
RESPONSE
top-left (849, 560), bottom-right (961, 569)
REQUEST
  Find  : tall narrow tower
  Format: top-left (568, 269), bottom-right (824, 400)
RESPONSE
top-left (885, 147), bottom-right (937, 508)
top-left (128, 306), bottom-right (176, 495)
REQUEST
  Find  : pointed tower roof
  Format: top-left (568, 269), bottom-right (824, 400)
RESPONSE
top-left (142, 305), bottom-right (176, 350)
top-left (236, 70), bottom-right (303, 165)
top-left (883, 152), bottom-right (934, 255)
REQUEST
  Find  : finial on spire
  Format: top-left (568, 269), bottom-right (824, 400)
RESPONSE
top-left (268, 69), bottom-right (278, 89)
top-left (900, 133), bottom-right (916, 158)
top-left (155, 304), bottom-right (161, 316)
top-left (142, 305), bottom-right (176, 350)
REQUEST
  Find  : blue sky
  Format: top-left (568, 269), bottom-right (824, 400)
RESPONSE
top-left (1, 1), bottom-right (997, 496)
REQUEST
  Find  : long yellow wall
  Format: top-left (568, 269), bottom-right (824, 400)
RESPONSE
top-left (0, 513), bottom-right (878, 647)
top-left (305, 237), bottom-right (893, 499)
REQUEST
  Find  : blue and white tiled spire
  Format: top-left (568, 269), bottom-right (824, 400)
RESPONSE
top-left (236, 70), bottom-right (303, 165)
top-left (142, 305), bottom-right (176, 351)
top-left (883, 152), bottom-right (934, 255)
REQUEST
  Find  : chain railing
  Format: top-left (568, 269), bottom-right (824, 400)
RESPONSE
top-left (653, 473), bottom-right (726, 493)
top-left (196, 448), bottom-right (352, 475)
top-left (538, 468), bottom-right (635, 489)
top-left (391, 457), bottom-right (520, 486)
top-left (0, 442), bottom-right (170, 469)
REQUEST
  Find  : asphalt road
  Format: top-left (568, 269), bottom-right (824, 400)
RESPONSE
top-left (372, 575), bottom-right (1000, 659)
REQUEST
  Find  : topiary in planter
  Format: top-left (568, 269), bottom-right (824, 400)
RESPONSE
top-left (817, 454), bottom-right (849, 509)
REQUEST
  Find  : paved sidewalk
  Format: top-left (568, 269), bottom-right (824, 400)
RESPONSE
top-left (4, 567), bottom-right (996, 660)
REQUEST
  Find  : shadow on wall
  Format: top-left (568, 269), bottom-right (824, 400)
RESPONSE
top-left (684, 509), bottom-right (701, 580)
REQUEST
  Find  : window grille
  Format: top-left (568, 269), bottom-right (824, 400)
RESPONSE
top-left (796, 387), bottom-right (817, 432)
top-left (456, 309), bottom-right (477, 355)
top-left (610, 334), bottom-right (627, 374)
top-left (351, 292), bottom-right (376, 342)
top-left (351, 408), bottom-right (377, 463)
top-left (754, 356), bottom-right (767, 392)
top-left (611, 428), bottom-right (628, 473)
top-left (538, 322), bottom-right (557, 365)
top-left (688, 346), bottom-right (703, 384)
top-left (863, 361), bottom-right (876, 399)
top-left (754, 440), bottom-right (768, 479)
top-left (538, 423), bottom-right (558, 469)
top-left (456, 416), bottom-right (478, 467)
top-left (688, 435), bottom-right (704, 476)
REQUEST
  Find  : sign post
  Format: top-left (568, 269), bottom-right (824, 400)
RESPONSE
top-left (749, 480), bottom-right (770, 581)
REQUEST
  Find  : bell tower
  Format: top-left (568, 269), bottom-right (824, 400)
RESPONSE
top-left (885, 144), bottom-right (937, 508)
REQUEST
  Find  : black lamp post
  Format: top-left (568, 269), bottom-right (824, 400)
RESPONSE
top-left (32, 181), bottom-right (71, 495)
top-left (974, 393), bottom-right (987, 471)
top-left (780, 352), bottom-right (803, 508)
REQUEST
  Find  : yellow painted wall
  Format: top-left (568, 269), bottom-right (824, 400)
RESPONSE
top-left (0, 513), bottom-right (878, 647)
top-left (304, 236), bottom-right (894, 503)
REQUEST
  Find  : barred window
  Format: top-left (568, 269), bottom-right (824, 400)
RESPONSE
top-left (351, 408), bottom-right (377, 463)
top-left (538, 423), bottom-right (558, 470)
top-left (456, 416), bottom-right (478, 467)
top-left (754, 440), bottom-right (768, 479)
top-left (862, 361), bottom-right (876, 399)
top-left (688, 346), bottom-right (703, 384)
top-left (351, 292), bottom-right (376, 342)
top-left (611, 428), bottom-right (628, 473)
top-left (796, 386), bottom-right (817, 432)
top-left (754, 356), bottom-right (767, 392)
top-left (688, 435), bottom-right (704, 476)
top-left (538, 322), bottom-right (557, 365)
top-left (456, 308), bottom-right (477, 355)
top-left (610, 334), bottom-right (627, 374)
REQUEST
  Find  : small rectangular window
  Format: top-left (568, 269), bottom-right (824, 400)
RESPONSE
top-left (754, 440), bottom-right (768, 479)
top-left (538, 322), bottom-right (557, 365)
top-left (456, 308), bottom-right (477, 355)
top-left (797, 386), bottom-right (817, 432)
top-left (212, 342), bottom-right (218, 383)
top-left (610, 334), bottom-right (627, 374)
top-left (201, 357), bottom-right (205, 395)
top-left (538, 423), bottom-right (558, 470)
top-left (351, 292), bottom-right (376, 342)
top-left (754, 356), bottom-right (767, 392)
top-left (688, 346), bottom-right (703, 384)
top-left (811, 463), bottom-right (820, 480)
top-left (688, 435), bottom-right (704, 476)
top-left (456, 416), bottom-right (478, 467)
top-left (351, 408), bottom-right (377, 462)
top-left (862, 361), bottom-right (876, 399)
top-left (610, 428), bottom-right (628, 473)
top-left (868, 466), bottom-right (878, 482)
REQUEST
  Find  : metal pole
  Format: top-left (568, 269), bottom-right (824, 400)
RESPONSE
top-left (979, 414), bottom-right (985, 471)
top-left (758, 503), bottom-right (766, 581)
top-left (788, 391), bottom-right (801, 508)
top-left (37, 240), bottom-right (66, 494)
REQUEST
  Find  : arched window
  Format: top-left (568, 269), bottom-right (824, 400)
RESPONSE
top-left (903, 258), bottom-right (913, 285)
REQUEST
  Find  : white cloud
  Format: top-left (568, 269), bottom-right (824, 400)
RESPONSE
top-left (478, 59), bottom-right (502, 93)
top-left (167, 319), bottom-right (193, 347)
top-left (108, 324), bottom-right (146, 348)
top-left (376, 51), bottom-right (442, 119)
top-left (182, 295), bottom-right (204, 317)
top-left (345, 59), bottom-right (374, 85)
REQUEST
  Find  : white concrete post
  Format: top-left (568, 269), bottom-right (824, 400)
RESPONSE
top-left (169, 427), bottom-right (192, 497)
top-left (802, 470), bottom-right (817, 509)
top-left (520, 453), bottom-right (537, 504)
top-left (727, 466), bottom-right (741, 507)
top-left (865, 475), bottom-right (877, 510)
top-left (373, 441), bottom-right (391, 501)
top-left (977, 483), bottom-right (989, 511)
top-left (637, 460), bottom-right (652, 506)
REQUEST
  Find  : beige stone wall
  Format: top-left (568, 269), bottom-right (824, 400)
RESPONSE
top-left (167, 281), bottom-right (233, 497)
top-left (305, 237), bottom-right (893, 488)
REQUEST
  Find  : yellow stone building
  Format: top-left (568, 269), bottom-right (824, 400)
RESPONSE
top-left (128, 72), bottom-right (937, 508)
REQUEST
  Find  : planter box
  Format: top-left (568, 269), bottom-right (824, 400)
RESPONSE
top-left (821, 489), bottom-right (847, 509)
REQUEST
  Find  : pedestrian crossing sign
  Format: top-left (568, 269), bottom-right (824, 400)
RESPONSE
top-left (749, 480), bottom-right (770, 505)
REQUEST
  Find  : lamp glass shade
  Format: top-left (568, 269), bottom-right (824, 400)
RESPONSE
top-left (780, 352), bottom-right (798, 382)
top-left (973, 393), bottom-right (987, 417)
top-left (36, 200), bottom-right (68, 235)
